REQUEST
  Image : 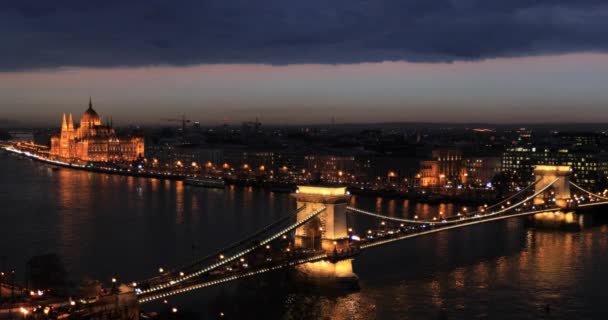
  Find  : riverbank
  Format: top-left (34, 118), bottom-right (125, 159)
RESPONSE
top-left (2, 146), bottom-right (186, 181)
top-left (2, 146), bottom-right (499, 204)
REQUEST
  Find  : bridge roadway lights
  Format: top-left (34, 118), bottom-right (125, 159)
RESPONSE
top-left (533, 165), bottom-right (571, 208)
top-left (291, 186), bottom-right (359, 286)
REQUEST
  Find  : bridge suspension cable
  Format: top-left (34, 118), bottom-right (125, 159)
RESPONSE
top-left (348, 178), bottom-right (559, 225)
top-left (346, 206), bottom-right (427, 224)
top-left (569, 181), bottom-right (608, 201)
top-left (138, 206), bottom-right (327, 295)
top-left (360, 178), bottom-right (560, 249)
top-left (138, 253), bottom-right (329, 303)
top-left (137, 205), bottom-right (308, 288)
top-left (483, 179), bottom-right (540, 212)
top-left (346, 180), bottom-right (540, 225)
top-left (359, 207), bottom-right (559, 250)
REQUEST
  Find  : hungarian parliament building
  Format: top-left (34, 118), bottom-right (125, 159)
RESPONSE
top-left (50, 98), bottom-right (144, 162)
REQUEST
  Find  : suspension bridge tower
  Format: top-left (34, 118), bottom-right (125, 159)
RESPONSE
top-left (532, 165), bottom-right (580, 229)
top-left (533, 165), bottom-right (572, 208)
top-left (291, 186), bottom-right (358, 285)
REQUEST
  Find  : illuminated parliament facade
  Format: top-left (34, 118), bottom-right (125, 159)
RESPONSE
top-left (50, 98), bottom-right (144, 162)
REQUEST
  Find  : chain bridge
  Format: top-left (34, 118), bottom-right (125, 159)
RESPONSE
top-left (126, 165), bottom-right (608, 304)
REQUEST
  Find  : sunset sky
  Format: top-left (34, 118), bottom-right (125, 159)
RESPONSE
top-left (1, 1), bottom-right (608, 126)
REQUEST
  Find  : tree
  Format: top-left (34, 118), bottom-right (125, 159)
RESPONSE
top-left (0, 129), bottom-right (11, 140)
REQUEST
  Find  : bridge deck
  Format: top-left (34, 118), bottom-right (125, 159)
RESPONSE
top-left (137, 204), bottom-right (571, 303)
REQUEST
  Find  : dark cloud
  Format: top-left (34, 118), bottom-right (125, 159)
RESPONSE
top-left (1, 0), bottom-right (607, 70)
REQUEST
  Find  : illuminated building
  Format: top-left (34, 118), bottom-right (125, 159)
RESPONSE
top-left (501, 146), bottom-right (608, 188)
top-left (305, 155), bottom-right (356, 177)
top-left (432, 148), bottom-right (463, 182)
top-left (50, 98), bottom-right (144, 162)
top-left (554, 131), bottom-right (602, 148)
top-left (418, 160), bottom-right (440, 187)
top-left (463, 157), bottom-right (501, 186)
top-left (418, 148), bottom-right (464, 187)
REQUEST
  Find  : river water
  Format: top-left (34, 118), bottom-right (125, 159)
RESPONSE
top-left (1, 151), bottom-right (607, 319)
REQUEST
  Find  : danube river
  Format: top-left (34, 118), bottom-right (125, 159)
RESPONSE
top-left (2, 151), bottom-right (608, 319)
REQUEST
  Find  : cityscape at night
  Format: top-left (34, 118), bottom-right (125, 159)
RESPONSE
top-left (2, 1), bottom-right (608, 319)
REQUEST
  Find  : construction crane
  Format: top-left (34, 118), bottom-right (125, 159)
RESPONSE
top-left (161, 114), bottom-right (191, 134)
top-left (161, 114), bottom-right (193, 143)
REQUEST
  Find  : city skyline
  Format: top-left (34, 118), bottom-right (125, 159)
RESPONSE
top-left (4, 2), bottom-right (608, 319)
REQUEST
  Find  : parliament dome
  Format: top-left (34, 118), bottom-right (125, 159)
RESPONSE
top-left (80, 97), bottom-right (101, 127)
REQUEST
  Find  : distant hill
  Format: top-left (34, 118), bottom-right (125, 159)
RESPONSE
top-left (0, 118), bottom-right (19, 128)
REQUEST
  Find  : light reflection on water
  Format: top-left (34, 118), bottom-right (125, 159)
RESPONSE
top-left (2, 152), bottom-right (608, 319)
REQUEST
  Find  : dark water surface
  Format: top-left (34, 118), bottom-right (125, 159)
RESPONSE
top-left (1, 151), bottom-right (607, 319)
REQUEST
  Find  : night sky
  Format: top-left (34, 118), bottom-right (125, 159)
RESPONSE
top-left (1, 0), bottom-right (608, 126)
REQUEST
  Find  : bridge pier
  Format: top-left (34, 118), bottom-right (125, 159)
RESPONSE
top-left (529, 211), bottom-right (582, 231)
top-left (291, 186), bottom-right (358, 287)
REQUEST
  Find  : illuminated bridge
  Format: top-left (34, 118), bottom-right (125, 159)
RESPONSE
top-left (128, 165), bottom-right (608, 304)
